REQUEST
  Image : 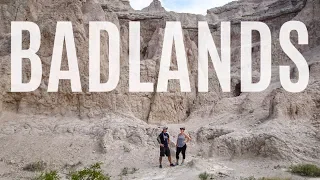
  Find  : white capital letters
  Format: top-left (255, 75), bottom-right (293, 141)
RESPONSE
top-left (198, 22), bottom-right (231, 92)
top-left (157, 22), bottom-right (191, 92)
top-left (11, 22), bottom-right (42, 92)
top-left (48, 22), bottom-right (82, 92)
top-left (279, 21), bottom-right (309, 93)
top-left (89, 22), bottom-right (120, 92)
top-left (129, 22), bottom-right (154, 92)
top-left (241, 22), bottom-right (272, 92)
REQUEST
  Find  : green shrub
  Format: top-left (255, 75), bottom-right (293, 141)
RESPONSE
top-left (69, 163), bottom-right (110, 180)
top-left (199, 172), bottom-right (214, 180)
top-left (34, 171), bottom-right (60, 180)
top-left (23, 161), bottom-right (47, 172)
top-left (241, 177), bottom-right (256, 180)
top-left (290, 164), bottom-right (320, 177)
top-left (260, 178), bottom-right (290, 180)
top-left (241, 177), bottom-right (290, 180)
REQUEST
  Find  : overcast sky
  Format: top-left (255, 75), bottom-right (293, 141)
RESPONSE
top-left (130, 0), bottom-right (236, 14)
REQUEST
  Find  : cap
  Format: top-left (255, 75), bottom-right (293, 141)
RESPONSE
top-left (163, 126), bottom-right (168, 130)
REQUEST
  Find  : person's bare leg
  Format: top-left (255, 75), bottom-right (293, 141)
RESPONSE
top-left (159, 156), bottom-right (162, 165)
top-left (168, 156), bottom-right (172, 164)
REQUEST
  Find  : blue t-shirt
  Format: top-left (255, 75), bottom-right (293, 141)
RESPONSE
top-left (159, 132), bottom-right (169, 148)
top-left (163, 133), bottom-right (169, 147)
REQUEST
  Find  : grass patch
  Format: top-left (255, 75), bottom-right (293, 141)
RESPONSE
top-left (241, 177), bottom-right (290, 180)
top-left (199, 172), bottom-right (214, 180)
top-left (69, 163), bottom-right (110, 180)
top-left (23, 161), bottom-right (47, 172)
top-left (260, 178), bottom-right (291, 180)
top-left (63, 161), bottom-right (82, 171)
top-left (241, 177), bottom-right (256, 180)
top-left (34, 171), bottom-right (60, 180)
top-left (120, 167), bottom-right (138, 176)
top-left (290, 164), bottom-right (320, 177)
top-left (120, 167), bottom-right (129, 176)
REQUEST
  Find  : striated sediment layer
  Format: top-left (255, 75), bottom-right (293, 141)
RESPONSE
top-left (0, 1), bottom-right (320, 178)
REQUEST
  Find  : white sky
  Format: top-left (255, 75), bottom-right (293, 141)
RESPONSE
top-left (130, 0), bottom-right (236, 15)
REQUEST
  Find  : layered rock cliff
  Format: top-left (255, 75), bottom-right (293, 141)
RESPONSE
top-left (0, 0), bottom-right (320, 125)
top-left (0, 1), bottom-right (320, 178)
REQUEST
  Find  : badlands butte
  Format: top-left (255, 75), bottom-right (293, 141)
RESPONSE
top-left (0, 0), bottom-right (320, 179)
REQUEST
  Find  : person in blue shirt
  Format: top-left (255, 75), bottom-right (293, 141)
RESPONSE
top-left (157, 127), bottom-right (175, 168)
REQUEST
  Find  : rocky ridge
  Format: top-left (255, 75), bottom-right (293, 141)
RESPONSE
top-left (0, 0), bottom-right (320, 179)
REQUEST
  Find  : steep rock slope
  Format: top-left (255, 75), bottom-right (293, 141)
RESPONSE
top-left (1, 0), bottom-right (319, 124)
top-left (0, 0), bottom-right (320, 172)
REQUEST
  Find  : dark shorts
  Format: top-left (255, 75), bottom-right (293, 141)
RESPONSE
top-left (160, 147), bottom-right (171, 157)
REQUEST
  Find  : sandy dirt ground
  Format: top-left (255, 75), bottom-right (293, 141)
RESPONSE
top-left (0, 112), bottom-right (319, 180)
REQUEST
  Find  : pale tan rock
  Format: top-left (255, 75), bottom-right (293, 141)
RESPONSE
top-left (141, 0), bottom-right (166, 13)
top-left (0, 2), bottom-right (320, 177)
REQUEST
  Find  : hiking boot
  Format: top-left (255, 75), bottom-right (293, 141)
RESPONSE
top-left (159, 164), bottom-right (162, 168)
top-left (170, 164), bottom-right (175, 167)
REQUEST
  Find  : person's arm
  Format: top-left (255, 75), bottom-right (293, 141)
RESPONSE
top-left (168, 134), bottom-right (174, 147)
top-left (183, 132), bottom-right (191, 143)
top-left (157, 134), bottom-right (164, 147)
top-left (176, 135), bottom-right (178, 147)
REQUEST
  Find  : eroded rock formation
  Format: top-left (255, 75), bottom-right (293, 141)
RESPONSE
top-left (1, 0), bottom-right (319, 124)
top-left (0, 1), bottom-right (320, 172)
